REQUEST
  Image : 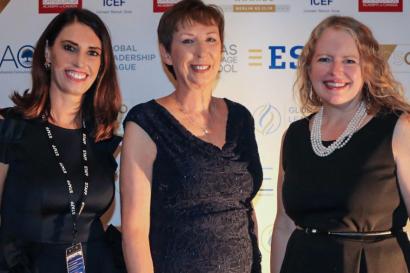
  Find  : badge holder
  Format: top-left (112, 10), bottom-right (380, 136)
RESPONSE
top-left (66, 243), bottom-right (86, 273)
top-left (44, 120), bottom-right (88, 273)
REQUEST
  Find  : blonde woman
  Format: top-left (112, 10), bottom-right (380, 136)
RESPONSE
top-left (271, 16), bottom-right (410, 273)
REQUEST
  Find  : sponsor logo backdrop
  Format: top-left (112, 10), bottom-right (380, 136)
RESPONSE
top-left (1, 1), bottom-right (409, 271)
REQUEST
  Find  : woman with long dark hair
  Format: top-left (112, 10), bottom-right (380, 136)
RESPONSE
top-left (0, 8), bottom-right (122, 273)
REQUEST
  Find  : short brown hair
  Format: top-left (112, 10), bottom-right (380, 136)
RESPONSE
top-left (157, 0), bottom-right (224, 79)
top-left (11, 8), bottom-right (121, 141)
top-left (295, 15), bottom-right (410, 114)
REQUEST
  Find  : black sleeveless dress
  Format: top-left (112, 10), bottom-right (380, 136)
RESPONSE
top-left (281, 111), bottom-right (410, 273)
top-left (0, 109), bottom-right (122, 273)
top-left (123, 99), bottom-right (262, 273)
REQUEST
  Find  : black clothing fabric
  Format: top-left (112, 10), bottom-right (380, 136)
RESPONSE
top-left (123, 99), bottom-right (263, 273)
top-left (281, 111), bottom-right (410, 273)
top-left (0, 109), bottom-right (122, 273)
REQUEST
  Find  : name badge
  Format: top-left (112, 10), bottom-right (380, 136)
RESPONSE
top-left (66, 243), bottom-right (86, 273)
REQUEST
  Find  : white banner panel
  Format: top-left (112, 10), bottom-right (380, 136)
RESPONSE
top-left (0, 1), bottom-right (409, 272)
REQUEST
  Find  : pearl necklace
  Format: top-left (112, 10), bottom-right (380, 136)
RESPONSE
top-left (310, 101), bottom-right (367, 157)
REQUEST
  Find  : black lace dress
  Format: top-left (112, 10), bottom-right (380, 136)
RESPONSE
top-left (123, 99), bottom-right (262, 273)
top-left (281, 111), bottom-right (410, 273)
top-left (0, 109), bottom-right (123, 273)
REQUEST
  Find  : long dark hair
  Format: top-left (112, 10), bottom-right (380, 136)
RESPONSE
top-left (11, 8), bottom-right (121, 141)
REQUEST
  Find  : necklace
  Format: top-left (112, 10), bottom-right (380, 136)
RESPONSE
top-left (310, 101), bottom-right (367, 157)
top-left (175, 98), bottom-right (213, 135)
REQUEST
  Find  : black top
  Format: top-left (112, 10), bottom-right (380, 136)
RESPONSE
top-left (0, 109), bottom-right (122, 273)
top-left (281, 111), bottom-right (410, 273)
top-left (124, 99), bottom-right (263, 273)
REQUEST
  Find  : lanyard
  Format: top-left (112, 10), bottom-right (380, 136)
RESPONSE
top-left (42, 117), bottom-right (90, 244)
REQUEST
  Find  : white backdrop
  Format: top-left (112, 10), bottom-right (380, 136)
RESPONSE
top-left (1, 0), bottom-right (409, 272)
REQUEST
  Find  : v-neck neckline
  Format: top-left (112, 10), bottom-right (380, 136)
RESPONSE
top-left (151, 98), bottom-right (233, 152)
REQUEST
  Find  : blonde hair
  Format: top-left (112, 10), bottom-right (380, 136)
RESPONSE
top-left (295, 15), bottom-right (410, 115)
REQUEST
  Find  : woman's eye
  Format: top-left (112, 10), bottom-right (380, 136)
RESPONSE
top-left (345, 59), bottom-right (357, 64)
top-left (88, 50), bottom-right (101, 57)
top-left (63, 44), bottom-right (76, 52)
top-left (318, 57), bottom-right (331, 63)
top-left (182, 39), bottom-right (194, 44)
top-left (207, 37), bottom-right (217, 43)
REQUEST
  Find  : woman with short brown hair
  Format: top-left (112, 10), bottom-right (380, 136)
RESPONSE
top-left (121, 1), bottom-right (262, 272)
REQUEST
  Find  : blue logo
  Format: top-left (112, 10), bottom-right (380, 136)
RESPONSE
top-left (18, 45), bottom-right (34, 68)
top-left (268, 45), bottom-right (303, 70)
top-left (310, 0), bottom-right (333, 6)
top-left (0, 44), bottom-right (35, 72)
top-left (305, 0), bottom-right (339, 12)
top-left (253, 104), bottom-right (281, 135)
top-left (98, 0), bottom-right (132, 15)
top-left (103, 0), bottom-right (126, 6)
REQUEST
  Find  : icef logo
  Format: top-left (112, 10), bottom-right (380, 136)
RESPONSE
top-left (310, 0), bottom-right (333, 5)
top-left (103, 0), bottom-right (125, 6)
top-left (254, 104), bottom-right (281, 135)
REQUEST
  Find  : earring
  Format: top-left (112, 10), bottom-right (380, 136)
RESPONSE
top-left (44, 62), bottom-right (51, 70)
